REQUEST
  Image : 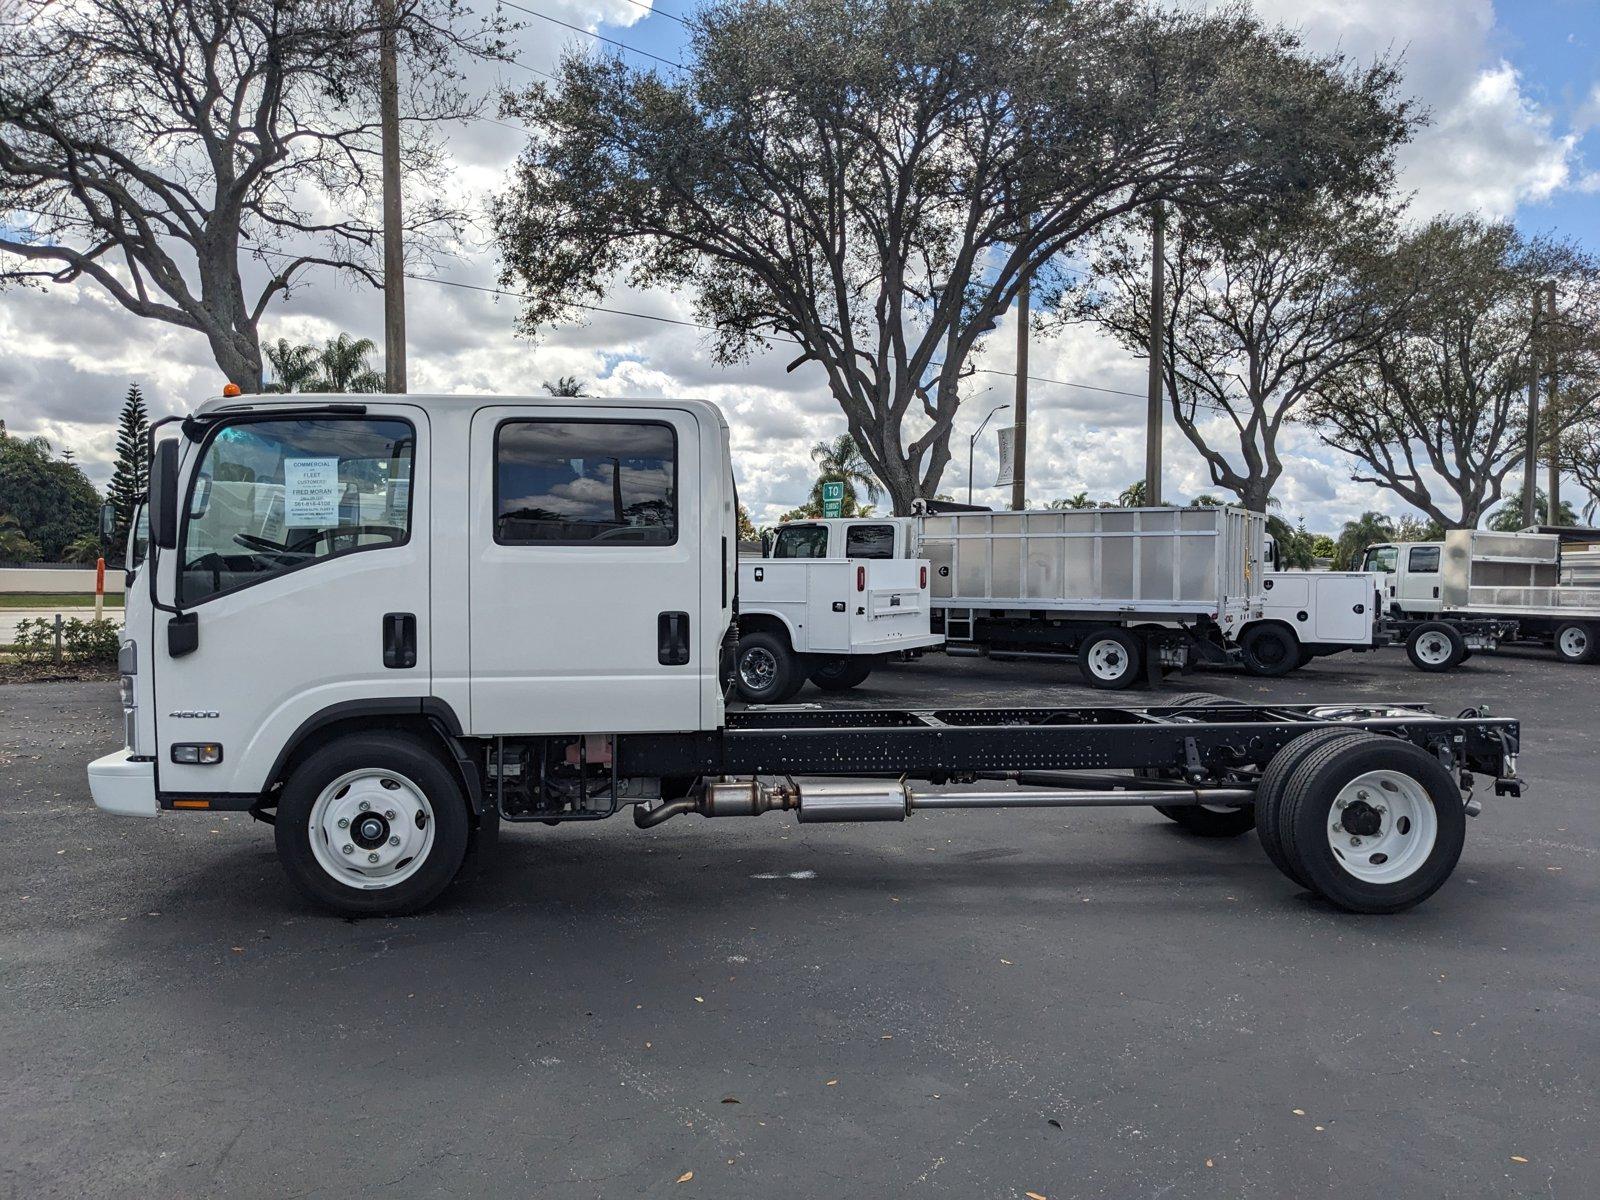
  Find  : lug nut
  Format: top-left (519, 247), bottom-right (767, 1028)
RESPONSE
top-left (384, 809), bottom-right (396, 820)
top-left (342, 844), bottom-right (354, 855)
top-left (368, 852), bottom-right (380, 863)
top-left (337, 817), bottom-right (349, 829)
top-left (388, 835), bottom-right (400, 846)
top-left (358, 801), bottom-right (370, 812)
top-left (1351, 836), bottom-right (1363, 846)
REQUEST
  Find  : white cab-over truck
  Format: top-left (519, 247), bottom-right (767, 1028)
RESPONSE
top-left (1363, 530), bottom-right (1600, 668)
top-left (89, 393), bottom-right (1524, 918)
top-left (752, 512), bottom-right (1378, 685)
top-left (732, 520), bottom-right (940, 702)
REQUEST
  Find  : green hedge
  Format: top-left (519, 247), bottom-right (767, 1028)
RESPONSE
top-left (10, 617), bottom-right (121, 665)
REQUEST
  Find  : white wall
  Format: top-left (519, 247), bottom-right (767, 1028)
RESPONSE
top-left (0, 567), bottom-right (125, 594)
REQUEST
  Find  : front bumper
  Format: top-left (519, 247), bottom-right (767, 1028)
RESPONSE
top-left (88, 750), bottom-right (159, 817)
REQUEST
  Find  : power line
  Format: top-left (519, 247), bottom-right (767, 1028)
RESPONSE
top-left (499, 0), bottom-right (684, 69)
top-left (618, 0), bottom-right (692, 27)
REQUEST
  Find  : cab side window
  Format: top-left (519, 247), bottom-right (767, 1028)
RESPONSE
top-left (1408, 546), bottom-right (1440, 574)
top-left (495, 420), bottom-right (677, 546)
top-left (1363, 546), bottom-right (1398, 573)
top-left (845, 524), bottom-right (896, 559)
top-left (772, 525), bottom-right (831, 559)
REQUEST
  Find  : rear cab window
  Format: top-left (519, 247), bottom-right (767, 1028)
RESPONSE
top-left (494, 419), bottom-right (677, 545)
top-left (1407, 546), bottom-right (1440, 574)
top-left (845, 524), bottom-right (897, 559)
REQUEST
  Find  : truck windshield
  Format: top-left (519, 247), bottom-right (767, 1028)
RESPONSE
top-left (127, 502), bottom-right (149, 570)
top-left (772, 525), bottom-right (830, 559)
top-left (1363, 546), bottom-right (1398, 573)
top-left (179, 417), bottom-right (413, 604)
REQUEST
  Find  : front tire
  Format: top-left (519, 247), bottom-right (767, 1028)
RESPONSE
top-left (1405, 621), bottom-right (1464, 672)
top-left (1240, 623), bottom-right (1299, 677)
top-left (275, 732), bottom-right (471, 917)
top-left (1077, 628), bottom-right (1143, 690)
top-left (1554, 621), bottom-right (1599, 664)
top-left (809, 657), bottom-right (874, 691)
top-left (735, 630), bottom-right (806, 703)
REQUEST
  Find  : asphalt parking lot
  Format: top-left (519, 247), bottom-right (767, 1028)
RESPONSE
top-left (2, 647), bottom-right (1596, 1199)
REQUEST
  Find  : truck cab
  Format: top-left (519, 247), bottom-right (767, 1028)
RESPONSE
top-left (734, 517), bottom-right (938, 702)
top-left (1362, 541), bottom-right (1446, 616)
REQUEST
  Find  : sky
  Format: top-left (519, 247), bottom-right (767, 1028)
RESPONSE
top-left (2, 0), bottom-right (1598, 532)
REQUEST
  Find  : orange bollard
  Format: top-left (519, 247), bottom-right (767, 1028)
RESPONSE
top-left (95, 556), bottom-right (105, 621)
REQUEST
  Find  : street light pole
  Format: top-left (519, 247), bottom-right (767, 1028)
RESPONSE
top-left (969, 402), bottom-right (1011, 506)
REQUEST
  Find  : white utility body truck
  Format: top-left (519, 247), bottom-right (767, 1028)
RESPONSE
top-left (752, 511), bottom-right (1379, 684)
top-left (1363, 530), bottom-right (1600, 668)
top-left (733, 519), bottom-right (940, 702)
top-left (88, 393), bottom-right (1523, 918)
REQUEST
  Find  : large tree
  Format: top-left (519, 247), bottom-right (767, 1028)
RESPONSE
top-left (0, 433), bottom-right (101, 561)
top-left (495, 0), bottom-right (1410, 513)
top-left (1072, 196), bottom-right (1404, 512)
top-left (0, 0), bottom-right (498, 391)
top-left (1309, 217), bottom-right (1600, 528)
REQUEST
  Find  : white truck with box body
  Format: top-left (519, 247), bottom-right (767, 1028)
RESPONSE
top-left (1363, 530), bottom-right (1600, 667)
top-left (732, 520), bottom-right (940, 702)
top-left (87, 392), bottom-right (1524, 919)
top-left (1243, 568), bottom-right (1382, 675)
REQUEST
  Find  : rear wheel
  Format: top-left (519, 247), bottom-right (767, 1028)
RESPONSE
top-left (1277, 733), bottom-right (1465, 913)
top-left (275, 732), bottom-right (471, 917)
top-left (808, 657), bottom-right (875, 691)
top-left (1077, 628), bottom-right (1143, 690)
top-left (1405, 621), bottom-right (1464, 672)
top-left (1254, 728), bottom-right (1369, 890)
top-left (1240, 623), bottom-right (1299, 677)
top-left (1153, 692), bottom-right (1254, 836)
top-left (1554, 621), bottom-right (1599, 664)
top-left (736, 630), bottom-right (806, 703)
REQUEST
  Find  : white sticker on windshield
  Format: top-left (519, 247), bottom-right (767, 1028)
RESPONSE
top-left (283, 458), bottom-right (340, 527)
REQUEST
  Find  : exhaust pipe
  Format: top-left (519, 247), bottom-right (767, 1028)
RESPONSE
top-left (633, 778), bottom-right (1254, 827)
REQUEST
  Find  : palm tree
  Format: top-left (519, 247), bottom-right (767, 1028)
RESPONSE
top-left (0, 513), bottom-right (39, 562)
top-left (1333, 511), bottom-right (1394, 570)
top-left (809, 434), bottom-right (880, 512)
top-left (313, 334), bottom-right (384, 393)
top-left (62, 532), bottom-right (103, 563)
top-left (1046, 492), bottom-right (1097, 510)
top-left (263, 339), bottom-right (321, 393)
top-left (542, 376), bottom-right (587, 396)
top-left (1116, 480), bottom-right (1148, 507)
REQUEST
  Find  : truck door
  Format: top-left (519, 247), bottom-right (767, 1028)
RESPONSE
top-left (1361, 545), bottom-right (1399, 609)
top-left (468, 406), bottom-right (703, 734)
top-left (157, 409), bottom-right (430, 796)
top-left (1400, 544), bottom-right (1443, 610)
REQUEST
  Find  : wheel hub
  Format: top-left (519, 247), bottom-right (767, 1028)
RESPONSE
top-left (1339, 800), bottom-right (1382, 837)
top-left (740, 648), bottom-right (776, 689)
top-left (352, 813), bottom-right (389, 848)
top-left (308, 769), bottom-right (435, 890)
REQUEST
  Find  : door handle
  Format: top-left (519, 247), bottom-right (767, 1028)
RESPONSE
top-left (658, 611), bottom-right (691, 665)
top-left (383, 612), bottom-right (417, 669)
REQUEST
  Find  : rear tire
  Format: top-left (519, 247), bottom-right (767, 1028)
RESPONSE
top-left (1240, 623), bottom-right (1299, 677)
top-left (809, 657), bottom-right (875, 691)
top-left (275, 732), bottom-right (470, 918)
top-left (736, 630), bottom-right (806, 703)
top-left (1405, 621), bottom-right (1464, 672)
top-left (1278, 733), bottom-right (1466, 913)
top-left (1553, 621), bottom-right (1600, 664)
top-left (1077, 628), bottom-right (1143, 690)
top-left (1254, 728), bottom-right (1368, 890)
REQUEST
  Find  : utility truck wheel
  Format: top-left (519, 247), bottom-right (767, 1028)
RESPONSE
top-left (1240, 623), bottom-right (1299, 677)
top-left (1152, 693), bottom-right (1254, 835)
top-left (1077, 628), bottom-right (1142, 690)
top-left (1253, 728), bottom-right (1368, 890)
top-left (1553, 621), bottom-right (1599, 664)
top-left (275, 733), bottom-right (470, 918)
top-left (809, 657), bottom-right (874, 691)
top-left (735, 631), bottom-right (805, 703)
top-left (1276, 733), bottom-right (1465, 914)
top-left (1405, 621), bottom-right (1464, 672)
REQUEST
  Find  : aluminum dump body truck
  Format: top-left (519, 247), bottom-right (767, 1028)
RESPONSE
top-left (920, 505), bottom-right (1267, 687)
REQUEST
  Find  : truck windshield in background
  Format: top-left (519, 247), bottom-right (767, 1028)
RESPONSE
top-left (772, 525), bottom-right (829, 559)
top-left (179, 417), bottom-right (414, 605)
top-left (1364, 546), bottom-right (1398, 574)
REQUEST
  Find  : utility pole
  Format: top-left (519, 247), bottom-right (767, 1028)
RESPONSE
top-left (1545, 279), bottom-right (1560, 526)
top-left (1523, 287), bottom-right (1543, 529)
top-left (1144, 203), bottom-right (1165, 506)
top-left (379, 0), bottom-right (407, 394)
top-left (1011, 275), bottom-right (1029, 511)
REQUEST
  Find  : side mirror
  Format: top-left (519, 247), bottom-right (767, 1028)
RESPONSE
top-left (760, 530), bottom-right (774, 558)
top-left (150, 438), bottom-right (180, 549)
top-left (98, 501), bottom-right (117, 540)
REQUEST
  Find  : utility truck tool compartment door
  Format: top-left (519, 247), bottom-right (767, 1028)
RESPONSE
top-left (468, 405), bottom-right (703, 734)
